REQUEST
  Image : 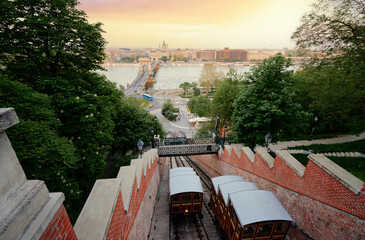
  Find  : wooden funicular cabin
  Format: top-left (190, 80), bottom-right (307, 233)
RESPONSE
top-left (210, 176), bottom-right (293, 240)
top-left (169, 167), bottom-right (204, 215)
top-left (210, 175), bottom-right (244, 215)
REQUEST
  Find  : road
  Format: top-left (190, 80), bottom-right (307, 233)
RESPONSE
top-left (148, 94), bottom-right (198, 138)
top-left (124, 67), bottom-right (198, 138)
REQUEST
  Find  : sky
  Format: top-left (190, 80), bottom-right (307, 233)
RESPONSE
top-left (77, 0), bottom-right (316, 49)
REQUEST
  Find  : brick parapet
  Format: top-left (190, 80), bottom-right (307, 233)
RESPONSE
top-left (39, 204), bottom-right (77, 240)
top-left (74, 149), bottom-right (162, 240)
top-left (191, 146), bottom-right (365, 239)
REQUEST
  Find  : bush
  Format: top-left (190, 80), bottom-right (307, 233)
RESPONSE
top-left (161, 99), bottom-right (179, 121)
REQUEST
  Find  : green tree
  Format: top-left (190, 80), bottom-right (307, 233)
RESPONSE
top-left (194, 121), bottom-right (215, 138)
top-left (232, 55), bottom-right (307, 148)
top-left (179, 82), bottom-right (192, 95)
top-left (213, 68), bottom-right (243, 125)
top-left (291, 0), bottom-right (365, 131)
top-left (198, 64), bottom-right (224, 92)
top-left (162, 99), bottom-right (179, 121)
top-left (0, 75), bottom-right (82, 221)
top-left (1, 0), bottom-right (122, 218)
top-left (194, 87), bottom-right (201, 96)
top-left (1, 0), bottom-right (106, 81)
top-left (112, 98), bottom-right (165, 156)
top-left (188, 96), bottom-right (212, 117)
top-left (160, 56), bottom-right (168, 62)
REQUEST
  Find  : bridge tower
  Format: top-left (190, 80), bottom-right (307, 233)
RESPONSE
top-left (138, 57), bottom-right (152, 74)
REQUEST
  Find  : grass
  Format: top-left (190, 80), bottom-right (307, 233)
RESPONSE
top-left (134, 98), bottom-right (150, 108)
top-left (291, 154), bottom-right (309, 166)
top-left (290, 154), bottom-right (365, 181)
top-left (288, 139), bottom-right (365, 153)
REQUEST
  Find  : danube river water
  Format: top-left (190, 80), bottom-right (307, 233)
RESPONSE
top-left (100, 65), bottom-right (252, 89)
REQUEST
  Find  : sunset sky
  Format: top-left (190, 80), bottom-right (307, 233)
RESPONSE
top-left (77, 0), bottom-right (316, 49)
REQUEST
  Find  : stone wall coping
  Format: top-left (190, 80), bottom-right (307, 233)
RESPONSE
top-left (242, 147), bottom-right (255, 163)
top-left (309, 154), bottom-right (364, 195)
top-left (276, 150), bottom-right (306, 177)
top-left (130, 159), bottom-right (143, 189)
top-left (0, 180), bottom-right (49, 240)
top-left (117, 166), bottom-right (137, 212)
top-left (231, 144), bottom-right (243, 159)
top-left (20, 192), bottom-right (64, 240)
top-left (0, 108), bottom-right (19, 133)
top-left (74, 149), bottom-right (158, 240)
top-left (224, 145), bottom-right (233, 156)
top-left (74, 179), bottom-right (119, 240)
top-left (255, 146), bottom-right (275, 168)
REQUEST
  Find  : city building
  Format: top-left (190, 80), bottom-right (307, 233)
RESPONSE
top-left (216, 48), bottom-right (248, 61)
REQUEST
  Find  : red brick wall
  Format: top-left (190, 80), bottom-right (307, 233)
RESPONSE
top-left (105, 156), bottom-right (163, 240)
top-left (128, 157), bottom-right (167, 240)
top-left (40, 204), bottom-right (77, 240)
top-left (192, 150), bottom-right (365, 240)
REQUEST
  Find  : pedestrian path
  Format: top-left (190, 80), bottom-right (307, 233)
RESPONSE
top-left (150, 158), bottom-right (170, 240)
top-left (287, 149), bottom-right (365, 157)
top-left (269, 131), bottom-right (365, 152)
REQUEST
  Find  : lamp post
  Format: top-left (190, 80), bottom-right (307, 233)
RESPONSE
top-left (216, 114), bottom-right (220, 132)
top-left (265, 132), bottom-right (272, 150)
top-left (137, 140), bottom-right (143, 158)
top-left (151, 127), bottom-right (155, 148)
top-left (154, 116), bottom-right (157, 137)
top-left (310, 116), bottom-right (319, 141)
top-left (223, 125), bottom-right (227, 145)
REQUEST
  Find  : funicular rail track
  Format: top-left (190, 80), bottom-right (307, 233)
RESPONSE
top-left (169, 156), bottom-right (225, 240)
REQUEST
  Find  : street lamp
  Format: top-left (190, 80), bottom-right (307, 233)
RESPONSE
top-left (265, 132), bottom-right (272, 149)
top-left (310, 116), bottom-right (319, 140)
top-left (151, 127), bottom-right (155, 148)
top-left (216, 114), bottom-right (220, 132)
top-left (137, 140), bottom-right (143, 158)
top-left (154, 116), bottom-right (157, 137)
top-left (223, 125), bottom-right (227, 145)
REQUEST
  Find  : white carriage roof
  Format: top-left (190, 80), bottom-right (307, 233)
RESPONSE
top-left (229, 190), bottom-right (293, 226)
top-left (170, 171), bottom-right (197, 178)
top-left (219, 182), bottom-right (258, 206)
top-left (211, 175), bottom-right (244, 194)
top-left (170, 167), bottom-right (194, 174)
top-left (170, 175), bottom-right (203, 196)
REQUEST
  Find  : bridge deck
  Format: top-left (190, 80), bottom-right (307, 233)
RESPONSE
top-left (158, 144), bottom-right (220, 156)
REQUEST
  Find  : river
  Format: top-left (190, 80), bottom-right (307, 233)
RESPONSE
top-left (100, 64), bottom-right (298, 89)
top-left (99, 65), bottom-right (252, 89)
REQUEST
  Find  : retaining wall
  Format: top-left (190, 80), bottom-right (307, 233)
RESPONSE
top-left (191, 144), bottom-right (365, 239)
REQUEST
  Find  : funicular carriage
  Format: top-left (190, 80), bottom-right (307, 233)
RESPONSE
top-left (210, 176), bottom-right (293, 240)
top-left (169, 167), bottom-right (204, 216)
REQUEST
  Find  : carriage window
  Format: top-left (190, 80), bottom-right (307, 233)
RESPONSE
top-left (182, 194), bottom-right (191, 203)
top-left (242, 225), bottom-right (256, 239)
top-left (193, 193), bottom-right (201, 203)
top-left (273, 222), bottom-right (288, 236)
top-left (172, 195), bottom-right (180, 204)
top-left (256, 223), bottom-right (274, 238)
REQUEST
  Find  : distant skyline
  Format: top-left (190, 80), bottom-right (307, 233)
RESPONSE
top-left (77, 0), bottom-right (316, 49)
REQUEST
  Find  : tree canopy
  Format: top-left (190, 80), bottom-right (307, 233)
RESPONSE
top-left (291, 0), bottom-right (365, 132)
top-left (179, 82), bottom-right (192, 95)
top-left (198, 64), bottom-right (225, 92)
top-left (232, 55), bottom-right (307, 148)
top-left (213, 68), bottom-right (243, 125)
top-left (0, 0), bottom-right (165, 222)
top-left (188, 96), bottom-right (212, 117)
top-left (292, 0), bottom-right (365, 57)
